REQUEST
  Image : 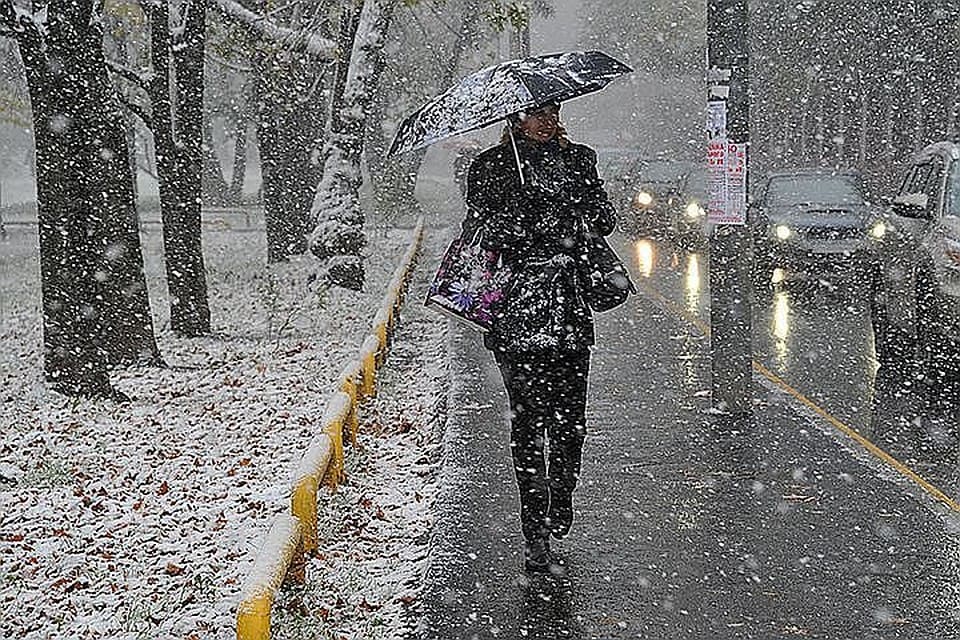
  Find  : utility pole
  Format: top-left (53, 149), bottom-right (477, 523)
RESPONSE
top-left (706, 0), bottom-right (752, 416)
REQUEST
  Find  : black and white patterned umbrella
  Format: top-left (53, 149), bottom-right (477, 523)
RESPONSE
top-left (387, 50), bottom-right (633, 156)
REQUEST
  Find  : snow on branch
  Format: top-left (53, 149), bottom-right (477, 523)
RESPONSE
top-left (116, 95), bottom-right (154, 131)
top-left (105, 59), bottom-right (154, 93)
top-left (0, 0), bottom-right (47, 38)
top-left (208, 0), bottom-right (337, 60)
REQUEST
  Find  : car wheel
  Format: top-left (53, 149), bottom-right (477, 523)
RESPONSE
top-left (870, 264), bottom-right (917, 379)
top-left (915, 268), bottom-right (960, 386)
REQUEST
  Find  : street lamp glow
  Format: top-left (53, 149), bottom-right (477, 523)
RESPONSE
top-left (869, 220), bottom-right (887, 239)
top-left (775, 224), bottom-right (792, 241)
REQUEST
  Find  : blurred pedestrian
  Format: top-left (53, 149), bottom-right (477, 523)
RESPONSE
top-left (461, 102), bottom-right (617, 573)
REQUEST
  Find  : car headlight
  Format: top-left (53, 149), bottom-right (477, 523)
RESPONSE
top-left (774, 224), bottom-right (792, 241)
top-left (634, 191), bottom-right (654, 207)
top-left (684, 202), bottom-right (705, 220)
top-left (868, 220), bottom-right (887, 240)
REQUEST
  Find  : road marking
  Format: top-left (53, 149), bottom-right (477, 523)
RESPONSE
top-left (634, 275), bottom-right (960, 514)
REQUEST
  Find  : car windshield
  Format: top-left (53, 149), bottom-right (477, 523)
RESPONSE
top-left (766, 175), bottom-right (863, 207)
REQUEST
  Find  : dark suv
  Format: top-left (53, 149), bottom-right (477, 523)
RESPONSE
top-left (870, 142), bottom-right (960, 377)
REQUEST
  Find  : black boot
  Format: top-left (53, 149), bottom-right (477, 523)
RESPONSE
top-left (547, 491), bottom-right (573, 540)
top-left (524, 537), bottom-right (553, 573)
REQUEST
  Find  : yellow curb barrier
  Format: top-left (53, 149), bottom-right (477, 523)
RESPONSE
top-left (236, 514), bottom-right (305, 640)
top-left (373, 308), bottom-right (389, 365)
top-left (321, 392), bottom-right (351, 489)
top-left (359, 335), bottom-right (379, 399)
top-left (338, 360), bottom-right (362, 446)
top-left (237, 219), bottom-right (424, 640)
top-left (290, 435), bottom-right (334, 555)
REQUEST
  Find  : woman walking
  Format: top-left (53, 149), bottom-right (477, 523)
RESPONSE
top-left (462, 102), bottom-right (617, 573)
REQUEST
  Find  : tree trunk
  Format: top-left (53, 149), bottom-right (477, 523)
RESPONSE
top-left (172, 0), bottom-right (211, 335)
top-left (255, 81), bottom-right (311, 262)
top-left (15, 0), bottom-right (157, 396)
top-left (309, 0), bottom-right (397, 290)
top-left (254, 1), bottom-right (331, 264)
top-left (228, 114), bottom-right (249, 204)
top-left (202, 120), bottom-right (229, 207)
top-left (86, 44), bottom-right (161, 367)
top-left (149, 0), bottom-right (211, 336)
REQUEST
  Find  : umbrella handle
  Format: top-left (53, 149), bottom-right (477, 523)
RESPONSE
top-left (507, 126), bottom-right (526, 186)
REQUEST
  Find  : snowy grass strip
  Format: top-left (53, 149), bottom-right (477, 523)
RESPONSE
top-left (236, 514), bottom-right (306, 640)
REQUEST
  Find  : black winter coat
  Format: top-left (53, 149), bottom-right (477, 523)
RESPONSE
top-left (463, 136), bottom-right (617, 354)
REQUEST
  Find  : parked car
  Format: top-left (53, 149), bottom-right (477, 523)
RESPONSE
top-left (870, 141), bottom-right (960, 377)
top-left (750, 169), bottom-right (883, 287)
top-left (621, 159), bottom-right (709, 248)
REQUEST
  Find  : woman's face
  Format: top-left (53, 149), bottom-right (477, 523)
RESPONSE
top-left (518, 105), bottom-right (560, 143)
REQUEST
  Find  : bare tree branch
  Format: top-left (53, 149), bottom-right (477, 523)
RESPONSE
top-left (208, 0), bottom-right (337, 60)
top-left (205, 51), bottom-right (253, 73)
top-left (117, 95), bottom-right (154, 131)
top-left (105, 59), bottom-right (154, 93)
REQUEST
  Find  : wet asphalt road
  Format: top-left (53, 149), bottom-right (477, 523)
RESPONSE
top-left (632, 235), bottom-right (960, 494)
top-left (418, 232), bottom-right (960, 640)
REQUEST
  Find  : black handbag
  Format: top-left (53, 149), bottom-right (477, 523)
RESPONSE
top-left (578, 224), bottom-right (637, 312)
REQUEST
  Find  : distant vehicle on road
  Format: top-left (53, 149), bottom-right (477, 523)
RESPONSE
top-left (870, 141), bottom-right (960, 378)
top-left (596, 147), bottom-right (644, 207)
top-left (621, 159), bottom-right (709, 249)
top-left (750, 169), bottom-right (883, 288)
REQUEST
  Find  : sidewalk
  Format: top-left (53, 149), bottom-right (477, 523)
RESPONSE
top-left (418, 245), bottom-right (960, 640)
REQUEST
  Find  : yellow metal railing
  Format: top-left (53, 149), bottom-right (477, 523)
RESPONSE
top-left (235, 218), bottom-right (424, 640)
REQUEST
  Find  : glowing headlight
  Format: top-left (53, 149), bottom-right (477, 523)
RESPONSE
top-left (684, 202), bottom-right (705, 219)
top-left (869, 220), bottom-right (887, 240)
top-left (774, 224), bottom-right (792, 241)
top-left (635, 191), bottom-right (654, 207)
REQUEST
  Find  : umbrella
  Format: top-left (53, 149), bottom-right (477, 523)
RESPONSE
top-left (387, 50), bottom-right (633, 159)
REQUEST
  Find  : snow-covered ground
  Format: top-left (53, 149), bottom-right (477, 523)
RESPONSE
top-left (0, 216), bottom-right (448, 639)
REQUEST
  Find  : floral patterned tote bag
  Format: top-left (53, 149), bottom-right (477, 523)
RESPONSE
top-left (425, 230), bottom-right (515, 332)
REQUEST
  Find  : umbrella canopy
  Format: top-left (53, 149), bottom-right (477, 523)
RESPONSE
top-left (388, 50), bottom-right (633, 156)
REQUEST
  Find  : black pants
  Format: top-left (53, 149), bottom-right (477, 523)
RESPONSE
top-left (495, 349), bottom-right (590, 541)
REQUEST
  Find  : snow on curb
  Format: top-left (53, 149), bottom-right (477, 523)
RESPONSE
top-left (269, 246), bottom-right (450, 640)
top-left (236, 219), bottom-right (425, 638)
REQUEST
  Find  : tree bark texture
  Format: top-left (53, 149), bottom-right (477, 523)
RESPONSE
top-left (148, 0), bottom-right (211, 336)
top-left (309, 0), bottom-right (396, 290)
top-left (254, 43), bottom-right (329, 263)
top-left (13, 0), bottom-right (158, 395)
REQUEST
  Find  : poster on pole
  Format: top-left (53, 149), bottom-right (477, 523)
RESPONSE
top-left (707, 137), bottom-right (727, 224)
top-left (707, 100), bottom-right (747, 225)
top-left (724, 142), bottom-right (747, 225)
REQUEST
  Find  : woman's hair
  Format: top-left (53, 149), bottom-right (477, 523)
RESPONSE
top-left (500, 110), bottom-right (570, 148)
